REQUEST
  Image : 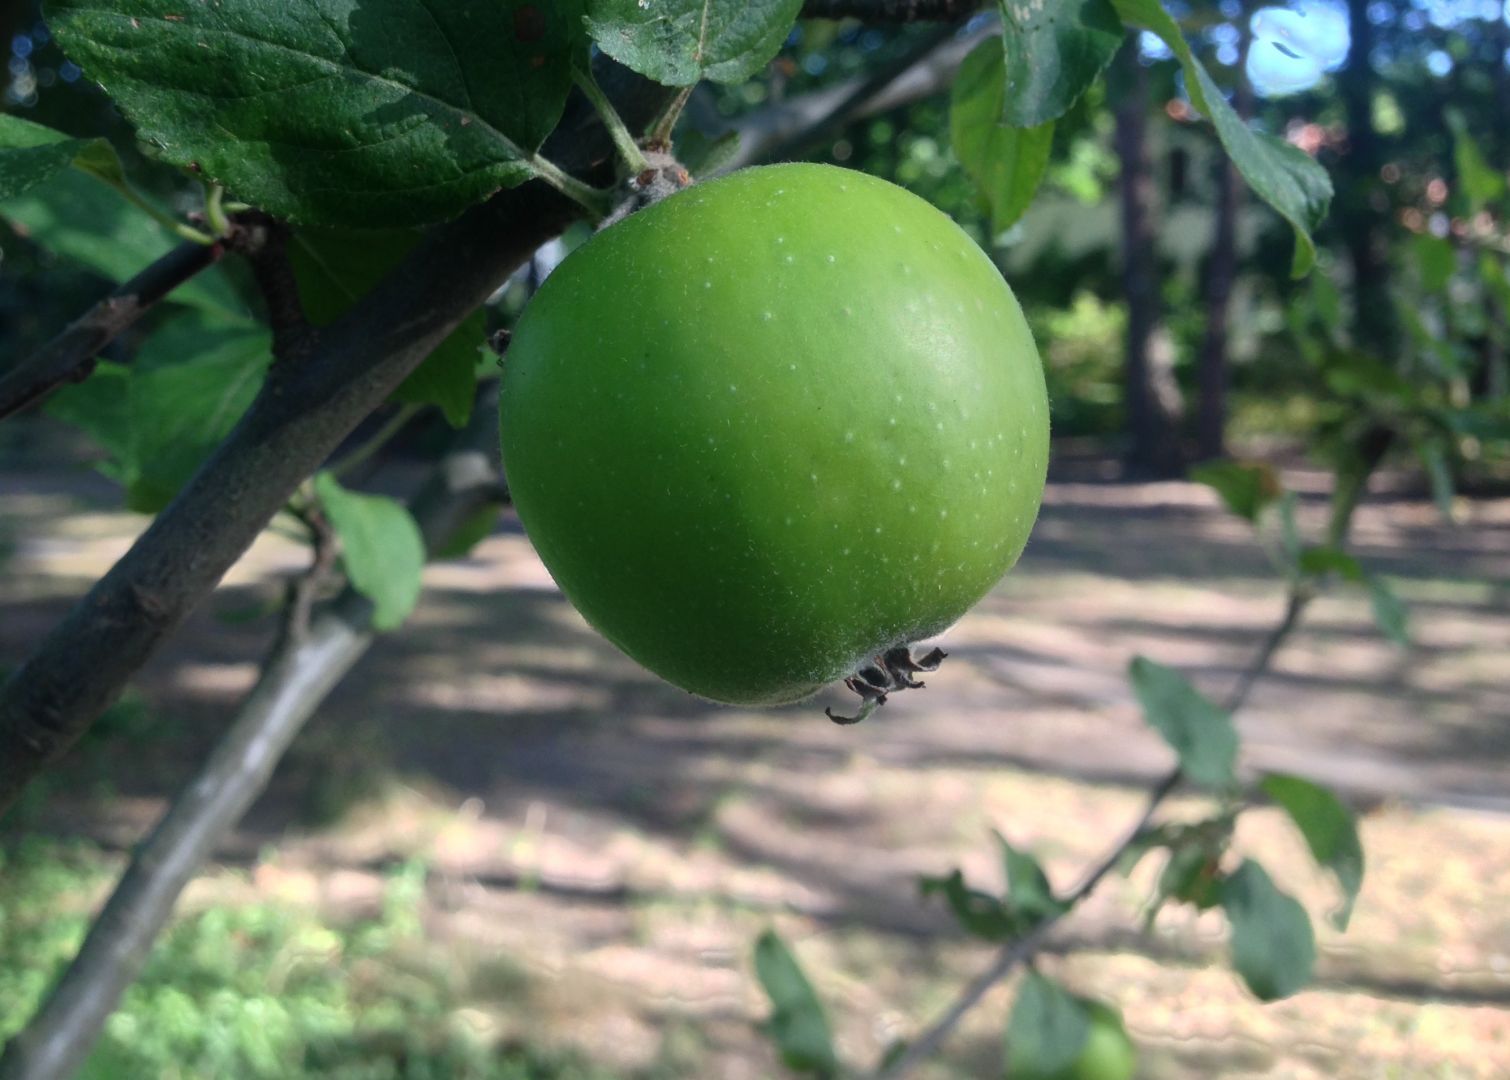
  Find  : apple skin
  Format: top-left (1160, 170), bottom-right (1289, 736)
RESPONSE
top-left (500, 163), bottom-right (1049, 705)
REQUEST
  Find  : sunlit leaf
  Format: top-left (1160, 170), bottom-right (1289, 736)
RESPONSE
top-left (49, 0), bottom-right (585, 226)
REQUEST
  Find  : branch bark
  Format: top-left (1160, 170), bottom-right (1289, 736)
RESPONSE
top-left (0, 65), bottom-right (673, 820)
top-left (720, 20), bottom-right (990, 172)
top-left (0, 238), bottom-right (229, 422)
top-left (0, 395), bottom-right (508, 1080)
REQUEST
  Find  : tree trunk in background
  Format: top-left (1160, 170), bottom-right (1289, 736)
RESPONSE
top-left (1194, 41), bottom-right (1252, 463)
top-left (1196, 145), bottom-right (1240, 461)
top-left (1335, 0), bottom-right (1396, 360)
top-left (1114, 45), bottom-right (1185, 477)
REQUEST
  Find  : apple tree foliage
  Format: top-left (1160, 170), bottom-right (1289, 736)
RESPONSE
top-left (1, 0), bottom-right (1504, 1075)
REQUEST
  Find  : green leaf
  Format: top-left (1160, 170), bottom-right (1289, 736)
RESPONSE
top-left (752, 930), bottom-right (839, 1076)
top-left (1447, 112), bottom-right (1506, 211)
top-left (1417, 438), bottom-right (1456, 523)
top-left (1157, 844), bottom-right (1222, 911)
top-left (1190, 460), bottom-right (1282, 523)
top-left (997, 0), bottom-right (1123, 127)
top-left (996, 833), bottom-right (1066, 924)
top-left (1412, 233), bottom-right (1456, 293)
top-left (288, 228), bottom-right (482, 426)
top-left (919, 870), bottom-right (1017, 941)
top-left (950, 39), bottom-right (1055, 233)
top-left (1364, 574), bottom-right (1409, 647)
top-left (435, 504), bottom-right (501, 559)
top-left (0, 113), bottom-right (117, 201)
top-left (585, 0), bottom-right (804, 86)
top-left (46, 311), bottom-right (272, 512)
top-left (1128, 657), bottom-right (1238, 789)
top-left (1, 168), bottom-right (245, 317)
top-left (1005, 971), bottom-right (1090, 1078)
top-left (1219, 859), bottom-right (1316, 1001)
top-left (43, 361), bottom-right (132, 483)
top-left (1261, 774), bottom-right (1364, 930)
top-left (1112, 0), bottom-right (1332, 276)
top-left (48, 0), bottom-right (585, 227)
top-left (1297, 546), bottom-right (1363, 582)
top-left (314, 473), bottom-right (426, 631)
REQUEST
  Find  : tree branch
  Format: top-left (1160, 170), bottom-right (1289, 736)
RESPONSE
top-left (0, 238), bottom-right (230, 422)
top-left (0, 63), bottom-right (673, 820)
top-left (720, 19), bottom-right (992, 173)
top-left (801, 0), bottom-right (985, 20)
top-left (0, 396), bottom-right (508, 1080)
top-left (230, 214), bottom-right (311, 362)
top-left (874, 445), bottom-right (1393, 1079)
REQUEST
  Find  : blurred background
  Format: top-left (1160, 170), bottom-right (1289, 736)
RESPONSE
top-left (2, 0), bottom-right (1508, 1076)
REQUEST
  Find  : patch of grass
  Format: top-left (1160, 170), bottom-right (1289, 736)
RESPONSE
top-left (0, 840), bottom-right (646, 1080)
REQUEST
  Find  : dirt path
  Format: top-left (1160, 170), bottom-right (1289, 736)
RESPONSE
top-left (3, 456), bottom-right (1508, 1077)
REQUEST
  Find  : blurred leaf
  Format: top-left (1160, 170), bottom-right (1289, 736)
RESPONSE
top-left (1277, 491), bottom-right (1301, 567)
top-left (1004, 972), bottom-right (1090, 1078)
top-left (1417, 438), bottom-right (1456, 522)
top-left (1129, 657), bottom-right (1238, 789)
top-left (1479, 253), bottom-right (1510, 315)
top-left (1190, 461), bottom-right (1282, 523)
top-left (1412, 233), bottom-right (1456, 293)
top-left (1297, 546), bottom-right (1364, 582)
top-left (314, 473), bottom-right (426, 631)
top-left (0, 113), bottom-right (122, 200)
top-left (586, 0), bottom-right (803, 86)
top-left (1219, 860), bottom-right (1316, 1001)
top-left (47, 312), bottom-right (272, 512)
top-left (49, 0), bottom-right (584, 227)
top-left (289, 229), bottom-right (483, 426)
top-left (997, 0), bottom-right (1123, 127)
top-left (1321, 349), bottom-right (1413, 402)
top-left (951, 39), bottom-right (1055, 233)
top-left (1113, 0), bottom-right (1332, 276)
top-left (1447, 112), bottom-right (1506, 211)
top-left (753, 930), bottom-right (839, 1076)
top-left (1365, 574), bottom-right (1409, 647)
top-left (1309, 272), bottom-right (1343, 335)
top-left (434, 504), bottom-right (501, 559)
top-left (1157, 844), bottom-right (1222, 911)
top-left (1, 169), bottom-right (246, 317)
top-left (676, 128), bottom-right (742, 179)
top-left (43, 361), bottom-right (132, 483)
top-left (1261, 774), bottom-right (1364, 930)
top-left (919, 870), bottom-right (1017, 941)
top-left (996, 833), bottom-right (1067, 924)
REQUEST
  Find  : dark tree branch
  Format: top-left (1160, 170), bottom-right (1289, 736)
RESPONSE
top-left (0, 64), bottom-right (673, 820)
top-left (0, 395), bottom-right (509, 1080)
top-left (0, 238), bottom-right (230, 422)
top-left (721, 19), bottom-right (991, 172)
top-left (230, 214), bottom-right (312, 362)
top-left (801, 0), bottom-right (984, 20)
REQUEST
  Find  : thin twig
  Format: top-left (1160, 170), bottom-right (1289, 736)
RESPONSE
top-left (265, 503), bottom-right (339, 661)
top-left (875, 448), bottom-right (1393, 1079)
top-left (0, 239), bottom-right (230, 421)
